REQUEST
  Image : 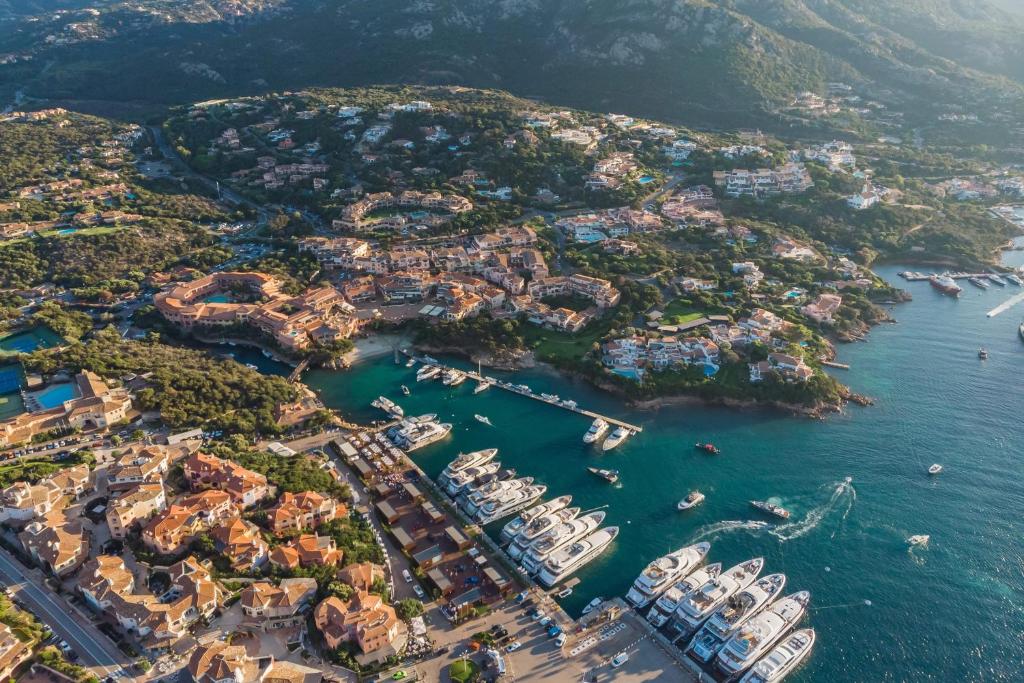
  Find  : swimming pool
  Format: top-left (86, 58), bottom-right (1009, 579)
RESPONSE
top-left (637, 175), bottom-right (656, 184)
top-left (30, 383), bottom-right (78, 410)
top-left (202, 294), bottom-right (233, 304)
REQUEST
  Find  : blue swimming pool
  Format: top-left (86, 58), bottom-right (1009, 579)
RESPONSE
top-left (202, 294), bottom-right (232, 304)
top-left (637, 175), bottom-right (656, 184)
top-left (31, 383), bottom-right (77, 410)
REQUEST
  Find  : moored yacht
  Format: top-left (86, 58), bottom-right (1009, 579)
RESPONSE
top-left (475, 484), bottom-right (548, 524)
top-left (416, 365), bottom-right (440, 381)
top-left (537, 526), bottom-right (620, 587)
top-left (437, 449), bottom-right (499, 489)
top-left (521, 511), bottom-right (606, 574)
top-left (442, 368), bottom-right (467, 386)
top-left (474, 380), bottom-right (493, 394)
top-left (444, 461), bottom-right (501, 497)
top-left (388, 418), bottom-right (451, 451)
top-left (371, 396), bottom-right (403, 417)
top-left (499, 495), bottom-right (573, 543)
top-left (672, 558), bottom-right (765, 637)
top-left (739, 628), bottom-right (816, 683)
top-left (1007, 273), bottom-right (1024, 287)
top-left (583, 418), bottom-right (609, 444)
top-left (647, 564), bottom-right (722, 628)
top-left (686, 573), bottom-right (787, 664)
top-left (507, 507), bottom-right (581, 560)
top-left (602, 426), bottom-right (631, 451)
top-left (462, 477), bottom-right (534, 517)
top-left (988, 273), bottom-right (1007, 286)
top-left (968, 276), bottom-right (990, 289)
top-left (715, 591), bottom-right (811, 677)
top-left (929, 275), bottom-right (962, 297)
top-left (625, 542), bottom-right (711, 609)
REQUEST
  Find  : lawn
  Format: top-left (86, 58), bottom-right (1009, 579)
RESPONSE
top-left (449, 659), bottom-right (480, 683)
top-left (520, 320), bottom-right (612, 363)
top-left (661, 298), bottom-right (705, 325)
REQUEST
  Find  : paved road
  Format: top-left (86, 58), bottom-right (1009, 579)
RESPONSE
top-left (0, 550), bottom-right (132, 680)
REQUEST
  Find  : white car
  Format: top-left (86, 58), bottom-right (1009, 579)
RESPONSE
top-left (412, 585), bottom-right (426, 599)
top-left (611, 652), bottom-right (629, 668)
top-left (402, 570), bottom-right (413, 583)
top-left (555, 633), bottom-right (567, 647)
top-left (506, 641), bottom-right (522, 652)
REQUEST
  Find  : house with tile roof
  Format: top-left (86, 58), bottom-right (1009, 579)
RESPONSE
top-left (19, 511), bottom-right (89, 577)
top-left (182, 452), bottom-right (273, 508)
top-left (240, 578), bottom-right (317, 627)
top-left (210, 517), bottom-right (269, 572)
top-left (266, 491), bottom-right (342, 535)
top-left (314, 591), bottom-right (406, 661)
top-left (268, 534), bottom-right (342, 569)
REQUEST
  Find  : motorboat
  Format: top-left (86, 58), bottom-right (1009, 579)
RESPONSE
top-left (388, 418), bottom-right (451, 450)
top-left (739, 628), bottom-right (816, 683)
top-left (416, 365), bottom-right (440, 381)
top-left (928, 464), bottom-right (943, 475)
top-left (602, 426), bottom-right (631, 451)
top-left (678, 491), bottom-right (705, 511)
top-left (581, 597), bottom-right (604, 615)
top-left (686, 573), bottom-right (787, 664)
top-left (988, 273), bottom-right (1007, 287)
top-left (647, 564), bottom-right (722, 628)
top-left (695, 442), bottom-right (720, 455)
top-left (401, 385), bottom-right (411, 396)
top-left (499, 495), bottom-right (573, 543)
top-left (556, 587), bottom-right (573, 599)
top-left (750, 501), bottom-right (791, 520)
top-left (625, 542), bottom-right (711, 609)
top-left (1007, 273), bottom-right (1024, 286)
top-left (672, 557), bottom-right (765, 637)
top-left (521, 511), bottom-right (606, 574)
top-left (405, 358), bottom-right (416, 368)
top-left (371, 396), bottom-right (403, 417)
top-left (444, 462), bottom-right (501, 497)
top-left (474, 381), bottom-right (492, 394)
top-left (476, 485), bottom-right (548, 525)
top-left (537, 526), bottom-right (619, 588)
top-left (929, 275), bottom-right (961, 297)
top-left (442, 368), bottom-right (467, 386)
top-left (978, 348), bottom-right (988, 360)
top-left (715, 591), bottom-right (811, 677)
top-left (463, 477), bottom-right (534, 517)
top-left (474, 414), bottom-right (492, 426)
top-left (587, 467), bottom-right (619, 484)
top-left (968, 276), bottom-right (990, 289)
top-left (507, 507), bottom-right (581, 560)
top-left (437, 449), bottom-right (498, 489)
top-left (908, 534), bottom-right (930, 547)
top-left (583, 418), bottom-right (609, 444)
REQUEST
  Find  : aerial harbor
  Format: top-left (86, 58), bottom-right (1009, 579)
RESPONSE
top-left (0, 3), bottom-right (1023, 681)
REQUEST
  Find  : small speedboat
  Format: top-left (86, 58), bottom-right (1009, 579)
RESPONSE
top-left (401, 385), bottom-right (410, 396)
top-left (602, 426), bottom-right (630, 452)
top-left (968, 276), bottom-right (990, 289)
top-left (978, 348), bottom-right (988, 360)
top-left (556, 587), bottom-right (573, 599)
top-left (750, 500), bottom-right (791, 520)
top-left (908, 534), bottom-right (930, 547)
top-left (244, 363), bottom-right (259, 370)
top-left (677, 491), bottom-right (705, 511)
top-left (928, 464), bottom-right (943, 475)
top-left (587, 467), bottom-right (619, 484)
top-left (474, 414), bottom-right (492, 426)
top-left (696, 442), bottom-right (720, 455)
top-left (405, 358), bottom-right (416, 368)
top-left (581, 597), bottom-right (603, 615)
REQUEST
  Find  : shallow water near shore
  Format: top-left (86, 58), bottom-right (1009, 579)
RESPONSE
top-left (305, 262), bottom-right (1024, 682)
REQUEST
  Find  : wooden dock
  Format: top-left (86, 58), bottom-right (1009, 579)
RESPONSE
top-left (408, 353), bottom-right (643, 434)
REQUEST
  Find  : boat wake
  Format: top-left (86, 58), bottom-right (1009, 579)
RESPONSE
top-left (770, 478), bottom-right (856, 542)
top-left (689, 520), bottom-right (771, 542)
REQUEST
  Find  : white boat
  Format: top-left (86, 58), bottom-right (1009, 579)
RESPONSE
top-left (463, 477), bottom-right (534, 517)
top-left (401, 385), bottom-right (410, 396)
top-left (416, 365), bottom-right (440, 382)
top-left (715, 591), bottom-right (811, 677)
top-left (625, 542), bottom-right (711, 609)
top-left (1007, 273), bottom-right (1024, 287)
top-left (521, 511), bottom-right (606, 573)
top-left (740, 628), bottom-right (816, 683)
top-left (244, 363), bottom-right (259, 370)
top-left (444, 462), bottom-right (501, 497)
top-left (583, 418), bottom-right (609, 444)
top-left (474, 414), bottom-right (492, 426)
top-left (405, 358), bottom-right (416, 368)
top-left (750, 500), bottom-right (791, 520)
top-left (686, 574), bottom-right (787, 664)
top-left (389, 419), bottom-right (452, 451)
top-left (537, 526), bottom-right (619, 587)
top-left (500, 495), bottom-right (573, 543)
top-left (988, 273), bottom-right (1008, 287)
top-left (908, 534), bottom-right (930, 547)
top-left (556, 587), bottom-right (573, 599)
top-left (507, 507), bottom-right (581, 560)
top-left (672, 558), bottom-right (765, 637)
top-left (602, 426), bottom-right (631, 451)
top-left (928, 464), bottom-right (943, 475)
top-left (437, 449), bottom-right (499, 489)
top-left (371, 396), bottom-right (404, 417)
top-left (442, 368), bottom-right (466, 386)
top-left (677, 491), bottom-right (705, 511)
top-left (474, 381), bottom-right (492, 394)
top-left (476, 485), bottom-right (548, 524)
top-left (581, 597), bottom-right (603, 615)
top-left (647, 564), bottom-right (723, 628)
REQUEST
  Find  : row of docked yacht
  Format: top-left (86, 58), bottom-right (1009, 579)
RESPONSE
top-left (582, 418), bottom-right (633, 451)
top-left (436, 450), bottom-right (547, 524)
top-left (385, 414), bottom-right (452, 451)
top-left (370, 395), bottom-right (403, 417)
top-left (626, 545), bottom-right (814, 680)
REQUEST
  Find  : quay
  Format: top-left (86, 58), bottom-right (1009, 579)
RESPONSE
top-left (986, 290), bottom-right (1024, 317)
top-left (405, 352), bottom-right (643, 434)
top-left (899, 270), bottom-right (1017, 282)
top-left (821, 359), bottom-right (850, 370)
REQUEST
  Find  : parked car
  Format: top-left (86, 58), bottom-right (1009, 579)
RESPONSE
top-left (506, 641), bottom-right (522, 652)
top-left (402, 570), bottom-right (413, 583)
top-left (555, 633), bottom-right (567, 647)
top-left (412, 585), bottom-right (426, 599)
top-left (611, 652), bottom-right (629, 668)
top-left (539, 616), bottom-right (552, 627)
top-left (547, 624), bottom-right (562, 638)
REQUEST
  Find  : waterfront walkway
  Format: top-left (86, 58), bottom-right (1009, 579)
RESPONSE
top-left (407, 353), bottom-right (643, 433)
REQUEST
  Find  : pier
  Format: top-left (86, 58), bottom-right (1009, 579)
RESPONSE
top-left (987, 291), bottom-right (1024, 318)
top-left (406, 352), bottom-right (643, 434)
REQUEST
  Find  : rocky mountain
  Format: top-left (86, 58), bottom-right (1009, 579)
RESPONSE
top-left (0, 0), bottom-right (1021, 127)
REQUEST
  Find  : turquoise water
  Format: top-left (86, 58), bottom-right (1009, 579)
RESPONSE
top-left (305, 262), bottom-right (1024, 682)
top-left (30, 383), bottom-right (77, 409)
top-left (0, 327), bottom-right (62, 354)
top-left (202, 293), bottom-right (233, 304)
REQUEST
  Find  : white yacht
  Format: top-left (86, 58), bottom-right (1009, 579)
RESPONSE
top-left (463, 477), bottom-right (534, 517)
top-left (739, 628), bottom-right (816, 683)
top-left (521, 511), bottom-right (606, 574)
top-left (537, 526), bottom-right (619, 588)
top-left (442, 368), bottom-right (467, 386)
top-left (647, 564), bottom-right (722, 628)
top-left (474, 380), bottom-right (493, 394)
top-left (602, 426), bottom-right (631, 451)
top-left (416, 365), bottom-right (440, 381)
top-left (507, 507), bottom-right (581, 560)
top-left (499, 495), bottom-right (573, 543)
top-left (583, 418), bottom-right (609, 444)
top-left (444, 461), bottom-right (501, 497)
top-left (625, 542), bottom-right (711, 609)
top-left (677, 491), bottom-right (705, 511)
top-left (371, 396), bottom-right (403, 417)
top-left (475, 485), bottom-right (548, 524)
top-left (716, 591), bottom-right (811, 678)
top-left (672, 558), bottom-right (765, 637)
top-left (686, 573), bottom-right (787, 664)
top-left (388, 419), bottom-right (452, 451)
top-left (437, 449), bottom-right (499, 489)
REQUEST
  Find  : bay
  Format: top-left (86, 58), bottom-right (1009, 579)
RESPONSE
top-left (305, 262), bottom-right (1024, 682)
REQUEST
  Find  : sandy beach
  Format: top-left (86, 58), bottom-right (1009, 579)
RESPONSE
top-left (343, 333), bottom-right (412, 366)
